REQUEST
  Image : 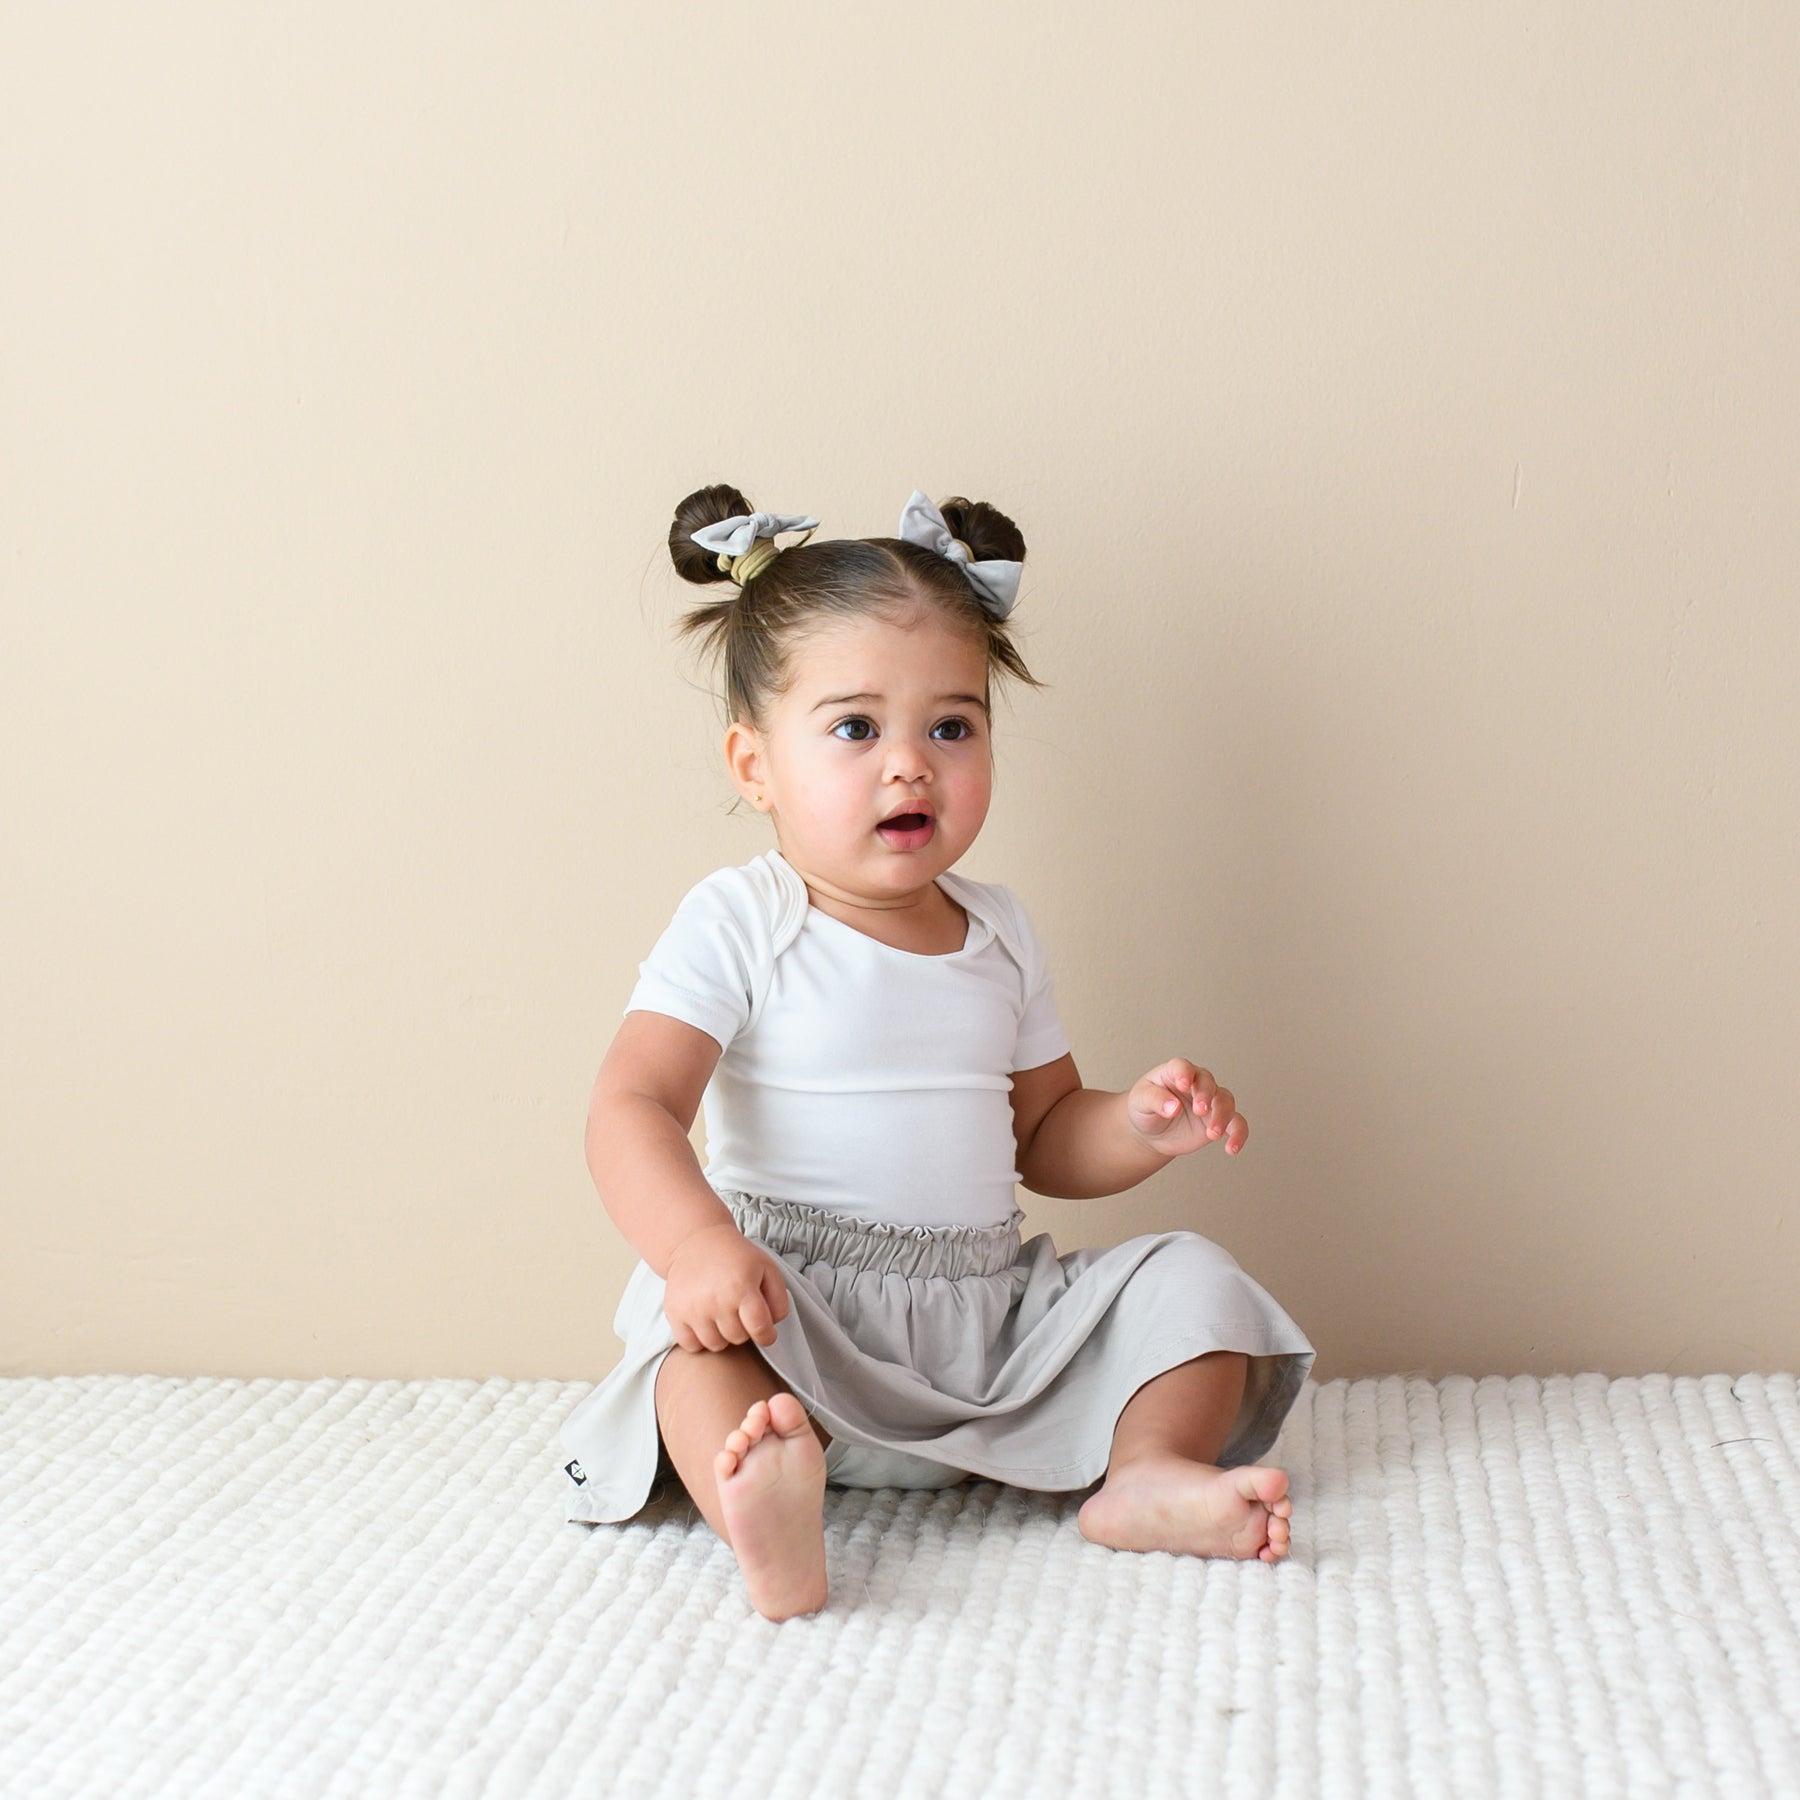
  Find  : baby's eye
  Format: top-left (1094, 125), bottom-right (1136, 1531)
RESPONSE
top-left (830, 717), bottom-right (978, 743)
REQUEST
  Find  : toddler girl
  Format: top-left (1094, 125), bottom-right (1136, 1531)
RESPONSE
top-left (561, 484), bottom-right (1316, 1620)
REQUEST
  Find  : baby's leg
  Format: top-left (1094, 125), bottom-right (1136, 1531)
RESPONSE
top-left (653, 1342), bottom-right (832, 1620)
top-left (1076, 1350), bottom-right (1295, 1564)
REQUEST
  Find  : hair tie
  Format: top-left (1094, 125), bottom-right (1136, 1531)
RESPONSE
top-left (896, 490), bottom-right (1022, 620)
top-left (690, 509), bottom-right (821, 585)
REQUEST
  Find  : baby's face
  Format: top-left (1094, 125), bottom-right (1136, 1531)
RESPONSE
top-left (727, 608), bottom-right (994, 907)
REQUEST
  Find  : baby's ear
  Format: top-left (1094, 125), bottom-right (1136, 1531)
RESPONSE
top-left (721, 718), bottom-right (760, 788)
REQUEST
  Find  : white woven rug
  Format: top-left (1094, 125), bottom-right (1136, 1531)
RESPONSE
top-left (4, 1372), bottom-right (1797, 1798)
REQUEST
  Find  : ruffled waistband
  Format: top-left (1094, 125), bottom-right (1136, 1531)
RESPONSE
top-left (718, 1190), bottom-right (1025, 1280)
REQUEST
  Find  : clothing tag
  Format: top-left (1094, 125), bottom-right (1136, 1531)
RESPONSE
top-left (564, 1459), bottom-right (587, 1485)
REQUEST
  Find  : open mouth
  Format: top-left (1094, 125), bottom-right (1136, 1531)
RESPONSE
top-left (877, 812), bottom-right (935, 846)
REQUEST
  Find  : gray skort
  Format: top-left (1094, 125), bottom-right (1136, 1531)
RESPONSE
top-left (561, 1189), bottom-right (1316, 1524)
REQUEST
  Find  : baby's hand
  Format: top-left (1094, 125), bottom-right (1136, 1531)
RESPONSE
top-left (664, 1221), bottom-right (792, 1353)
top-left (1127, 1058), bottom-right (1248, 1158)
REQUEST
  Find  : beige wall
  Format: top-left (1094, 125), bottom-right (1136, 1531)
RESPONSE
top-left (4, 6), bottom-right (1796, 1383)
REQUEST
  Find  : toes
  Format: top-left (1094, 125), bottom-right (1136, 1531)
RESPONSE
top-left (741, 1399), bottom-right (771, 1440)
top-left (715, 1446), bottom-right (740, 1481)
top-left (766, 1392), bottom-right (809, 1436)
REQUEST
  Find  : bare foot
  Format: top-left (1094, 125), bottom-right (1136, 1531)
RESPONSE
top-left (714, 1393), bottom-right (829, 1620)
top-left (1076, 1452), bottom-right (1294, 1563)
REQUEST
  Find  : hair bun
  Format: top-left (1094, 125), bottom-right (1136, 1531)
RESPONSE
top-left (668, 483), bottom-right (756, 586)
top-left (932, 496), bottom-right (1028, 567)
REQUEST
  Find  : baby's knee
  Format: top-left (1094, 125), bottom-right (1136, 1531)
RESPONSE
top-left (654, 1337), bottom-right (759, 1395)
top-left (652, 1342), bottom-right (830, 1447)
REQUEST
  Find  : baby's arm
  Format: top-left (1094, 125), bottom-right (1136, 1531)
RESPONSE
top-left (1022, 1056), bottom-right (1246, 1199)
top-left (586, 1010), bottom-right (788, 1349)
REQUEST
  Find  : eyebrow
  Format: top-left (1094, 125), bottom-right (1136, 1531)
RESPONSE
top-left (811, 691), bottom-right (990, 716)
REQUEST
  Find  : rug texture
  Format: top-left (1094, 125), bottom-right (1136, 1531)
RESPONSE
top-left (3, 1372), bottom-right (1796, 1797)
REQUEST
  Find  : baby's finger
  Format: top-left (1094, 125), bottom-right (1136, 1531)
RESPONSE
top-left (715, 1308), bottom-right (749, 1347)
top-left (740, 1290), bottom-right (776, 1347)
top-left (1203, 1085), bottom-right (1235, 1136)
top-left (1159, 1059), bottom-right (1201, 1099)
top-left (761, 1265), bottom-right (791, 1323)
top-left (1142, 1069), bottom-right (1185, 1118)
top-left (1225, 1117), bottom-right (1250, 1155)
top-left (694, 1316), bottom-right (727, 1352)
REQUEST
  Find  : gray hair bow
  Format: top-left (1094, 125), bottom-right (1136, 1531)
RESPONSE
top-left (897, 489), bottom-right (1022, 620)
top-left (689, 510), bottom-right (821, 584)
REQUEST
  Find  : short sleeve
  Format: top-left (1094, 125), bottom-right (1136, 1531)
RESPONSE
top-left (1008, 892), bottom-right (1072, 1073)
top-left (623, 873), bottom-right (761, 1054)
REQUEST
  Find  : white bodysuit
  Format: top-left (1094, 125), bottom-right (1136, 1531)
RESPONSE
top-left (623, 847), bottom-right (1071, 1229)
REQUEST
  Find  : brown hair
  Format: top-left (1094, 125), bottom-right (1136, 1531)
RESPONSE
top-left (667, 484), bottom-right (1048, 749)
